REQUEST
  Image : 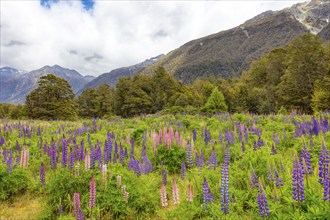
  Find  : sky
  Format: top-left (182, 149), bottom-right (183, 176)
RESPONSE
top-left (1, 0), bottom-right (306, 76)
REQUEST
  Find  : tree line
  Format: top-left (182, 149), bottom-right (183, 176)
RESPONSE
top-left (1, 34), bottom-right (329, 120)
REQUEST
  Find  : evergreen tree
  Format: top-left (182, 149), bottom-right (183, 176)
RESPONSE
top-left (26, 74), bottom-right (77, 120)
top-left (204, 87), bottom-right (228, 113)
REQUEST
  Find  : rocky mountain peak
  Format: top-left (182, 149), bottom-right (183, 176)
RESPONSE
top-left (289, 0), bottom-right (330, 34)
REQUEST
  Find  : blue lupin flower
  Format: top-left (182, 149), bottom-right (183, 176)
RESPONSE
top-left (300, 144), bottom-right (312, 174)
top-left (258, 183), bottom-right (270, 217)
top-left (206, 147), bottom-right (218, 170)
top-left (292, 155), bottom-right (305, 202)
top-left (319, 143), bottom-right (330, 184)
top-left (202, 177), bottom-right (214, 209)
top-left (181, 161), bottom-right (186, 180)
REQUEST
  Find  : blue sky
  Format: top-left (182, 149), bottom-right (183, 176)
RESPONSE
top-left (1, 0), bottom-right (306, 76)
top-left (41, 0), bottom-right (95, 10)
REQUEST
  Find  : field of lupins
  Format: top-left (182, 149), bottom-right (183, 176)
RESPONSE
top-left (0, 113), bottom-right (329, 219)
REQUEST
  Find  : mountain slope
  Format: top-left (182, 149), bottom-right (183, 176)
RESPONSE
top-left (139, 0), bottom-right (329, 83)
top-left (77, 54), bottom-right (164, 95)
top-left (318, 23), bottom-right (330, 41)
top-left (0, 65), bottom-right (94, 104)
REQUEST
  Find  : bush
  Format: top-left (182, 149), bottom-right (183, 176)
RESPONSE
top-left (0, 165), bottom-right (30, 201)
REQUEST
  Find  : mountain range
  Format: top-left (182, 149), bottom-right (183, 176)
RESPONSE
top-left (139, 0), bottom-right (330, 83)
top-left (76, 54), bottom-right (164, 95)
top-left (1, 0), bottom-right (329, 104)
top-left (0, 65), bottom-right (95, 104)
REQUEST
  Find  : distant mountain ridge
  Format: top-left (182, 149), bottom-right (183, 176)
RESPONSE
top-left (0, 65), bottom-right (95, 104)
top-left (139, 0), bottom-right (330, 83)
top-left (77, 54), bottom-right (164, 95)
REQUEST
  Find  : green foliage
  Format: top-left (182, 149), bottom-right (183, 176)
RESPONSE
top-left (0, 165), bottom-right (30, 201)
top-left (203, 87), bottom-right (228, 113)
top-left (154, 144), bottom-right (186, 174)
top-left (26, 74), bottom-right (78, 120)
top-left (77, 84), bottom-right (114, 118)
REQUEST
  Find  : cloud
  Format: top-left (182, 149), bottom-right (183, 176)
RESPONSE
top-left (0, 0), bottom-right (306, 76)
top-left (5, 40), bottom-right (26, 47)
top-left (85, 53), bottom-right (103, 62)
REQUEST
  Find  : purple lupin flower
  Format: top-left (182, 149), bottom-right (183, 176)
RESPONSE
top-left (225, 130), bottom-right (234, 146)
top-left (206, 147), bottom-right (218, 170)
top-left (90, 145), bottom-right (95, 169)
top-left (300, 145), bottom-right (312, 174)
top-left (0, 137), bottom-right (5, 146)
top-left (113, 141), bottom-right (118, 163)
top-left (202, 177), bottom-right (214, 209)
top-left (130, 138), bottom-right (135, 157)
top-left (68, 148), bottom-right (75, 171)
top-left (128, 157), bottom-right (141, 176)
top-left (250, 163), bottom-right (259, 188)
top-left (220, 148), bottom-right (230, 214)
top-left (119, 144), bottom-right (125, 166)
top-left (192, 129), bottom-right (197, 142)
top-left (62, 140), bottom-right (67, 168)
top-left (318, 144), bottom-right (329, 184)
top-left (73, 192), bottom-right (81, 217)
top-left (7, 149), bottom-right (13, 173)
top-left (271, 144), bottom-right (277, 155)
top-left (186, 141), bottom-right (194, 168)
top-left (40, 162), bottom-right (45, 186)
top-left (241, 142), bottom-right (245, 153)
top-left (292, 155), bottom-right (305, 202)
top-left (257, 183), bottom-right (270, 218)
top-left (204, 128), bottom-right (211, 146)
top-left (162, 168), bottom-right (167, 186)
top-left (142, 155), bottom-right (152, 174)
top-left (323, 165), bottom-right (330, 201)
top-left (104, 139), bottom-right (112, 164)
top-left (50, 142), bottom-right (57, 169)
top-left (274, 165), bottom-right (283, 187)
top-left (267, 163), bottom-right (274, 181)
top-left (181, 161), bottom-right (186, 180)
top-left (89, 174), bottom-right (96, 209)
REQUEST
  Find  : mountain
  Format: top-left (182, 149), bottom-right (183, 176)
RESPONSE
top-left (139, 0), bottom-right (330, 83)
top-left (77, 54), bottom-right (164, 95)
top-left (318, 23), bottom-right (330, 41)
top-left (0, 65), bottom-right (95, 104)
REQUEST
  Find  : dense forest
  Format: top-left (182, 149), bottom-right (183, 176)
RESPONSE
top-left (0, 34), bottom-right (329, 120)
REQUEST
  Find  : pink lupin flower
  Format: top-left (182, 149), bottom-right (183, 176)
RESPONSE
top-left (172, 178), bottom-right (180, 205)
top-left (89, 174), bottom-right (96, 209)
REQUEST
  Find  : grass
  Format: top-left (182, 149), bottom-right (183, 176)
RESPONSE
top-left (0, 193), bottom-right (45, 220)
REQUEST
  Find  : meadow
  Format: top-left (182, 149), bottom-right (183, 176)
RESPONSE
top-left (0, 113), bottom-right (329, 219)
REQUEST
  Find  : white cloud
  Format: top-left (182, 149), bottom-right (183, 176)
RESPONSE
top-left (0, 0), bottom-right (306, 76)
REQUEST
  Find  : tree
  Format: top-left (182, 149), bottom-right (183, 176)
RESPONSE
top-left (77, 88), bottom-right (99, 118)
top-left (312, 75), bottom-right (330, 112)
top-left (26, 74), bottom-right (77, 120)
top-left (203, 87), bottom-right (228, 113)
top-left (276, 34), bottom-right (327, 113)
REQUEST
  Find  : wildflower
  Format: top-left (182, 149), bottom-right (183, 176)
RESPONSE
top-left (258, 184), bottom-right (270, 217)
top-left (249, 163), bottom-right (259, 188)
top-left (89, 174), bottom-right (96, 209)
top-left (40, 162), bottom-right (45, 186)
top-left (186, 184), bottom-right (193, 202)
top-left (202, 177), bottom-right (214, 209)
top-left (181, 161), bottom-right (186, 180)
top-left (73, 193), bottom-right (81, 217)
top-left (220, 149), bottom-right (230, 214)
top-left (172, 178), bottom-right (180, 204)
top-left (160, 184), bottom-right (168, 207)
top-left (292, 155), bottom-right (305, 202)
